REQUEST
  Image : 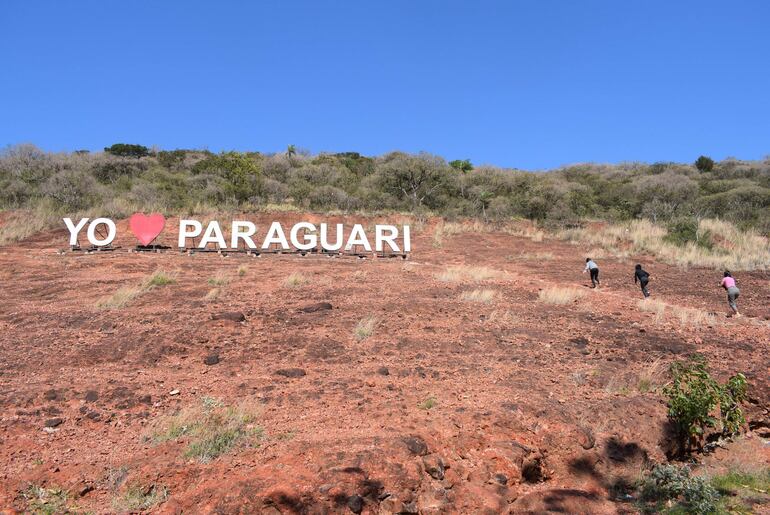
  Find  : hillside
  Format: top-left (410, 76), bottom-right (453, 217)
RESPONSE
top-left (1, 213), bottom-right (769, 513)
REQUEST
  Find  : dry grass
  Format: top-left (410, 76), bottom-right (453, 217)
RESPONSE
top-left (460, 289), bottom-right (499, 303)
top-left (485, 309), bottom-right (518, 325)
top-left (354, 315), bottom-right (379, 341)
top-left (237, 265), bottom-right (248, 277)
top-left (638, 298), bottom-right (667, 324)
top-left (96, 270), bottom-right (175, 309)
top-left (208, 271), bottom-right (230, 287)
top-left (148, 397), bottom-right (262, 463)
top-left (538, 286), bottom-right (587, 305)
top-left (204, 287), bottom-right (221, 302)
top-left (636, 356), bottom-right (665, 393)
top-left (284, 272), bottom-right (309, 288)
top-left (559, 218), bottom-right (770, 271)
top-left (436, 265), bottom-right (501, 282)
top-left (638, 299), bottom-right (717, 329)
top-left (514, 251), bottom-right (555, 261)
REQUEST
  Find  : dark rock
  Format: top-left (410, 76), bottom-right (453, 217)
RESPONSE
top-left (44, 417), bottom-right (63, 428)
top-left (493, 473), bottom-right (508, 485)
top-left (347, 494), bottom-right (364, 513)
top-left (211, 311), bottom-right (246, 322)
top-left (78, 484), bottom-right (94, 497)
top-left (204, 353), bottom-right (220, 366)
top-left (86, 411), bottom-right (101, 421)
top-left (275, 368), bottom-right (306, 378)
top-left (403, 435), bottom-right (428, 456)
top-left (299, 302), bottom-right (333, 313)
top-left (84, 390), bottom-right (98, 402)
top-left (422, 454), bottom-right (446, 480)
top-left (43, 389), bottom-right (59, 401)
top-left (138, 394), bottom-right (152, 405)
top-left (377, 366), bottom-right (390, 376)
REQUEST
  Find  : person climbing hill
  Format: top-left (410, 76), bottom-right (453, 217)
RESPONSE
top-left (720, 270), bottom-right (741, 317)
top-left (583, 258), bottom-right (600, 288)
top-left (634, 264), bottom-right (651, 298)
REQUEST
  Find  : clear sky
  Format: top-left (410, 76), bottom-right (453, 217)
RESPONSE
top-left (2, 1), bottom-right (769, 169)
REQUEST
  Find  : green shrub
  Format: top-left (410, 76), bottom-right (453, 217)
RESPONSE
top-left (663, 356), bottom-right (748, 455)
top-left (639, 464), bottom-right (719, 514)
top-left (104, 143), bottom-right (151, 158)
top-left (664, 217), bottom-right (712, 249)
top-left (695, 155), bottom-right (715, 173)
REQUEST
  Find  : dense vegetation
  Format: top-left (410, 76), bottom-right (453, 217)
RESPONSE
top-left (1, 144), bottom-right (769, 233)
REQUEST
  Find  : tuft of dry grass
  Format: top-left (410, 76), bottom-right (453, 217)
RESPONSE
top-left (96, 270), bottom-right (175, 309)
top-left (485, 309), bottom-right (518, 325)
top-left (514, 251), bottom-right (554, 261)
top-left (436, 265), bottom-right (501, 282)
top-left (461, 289), bottom-right (499, 303)
top-left (354, 315), bottom-right (379, 341)
top-left (208, 271), bottom-right (230, 287)
top-left (204, 287), bottom-right (221, 302)
top-left (638, 299), bottom-right (717, 329)
top-left (284, 272), bottom-right (309, 288)
top-left (237, 265), bottom-right (248, 277)
top-left (148, 397), bottom-right (262, 463)
top-left (538, 286), bottom-right (587, 305)
top-left (636, 356), bottom-right (665, 393)
top-left (638, 298), bottom-right (667, 324)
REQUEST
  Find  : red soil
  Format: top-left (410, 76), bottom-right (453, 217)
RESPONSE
top-left (1, 214), bottom-right (768, 513)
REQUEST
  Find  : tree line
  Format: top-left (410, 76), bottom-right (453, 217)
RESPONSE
top-left (1, 144), bottom-right (769, 235)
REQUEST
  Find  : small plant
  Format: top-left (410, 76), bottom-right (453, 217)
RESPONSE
top-left (460, 288), bottom-right (498, 303)
top-left (638, 299), bottom-right (667, 324)
top-left (284, 272), bottom-right (309, 288)
top-left (150, 397), bottom-right (262, 463)
top-left (21, 485), bottom-right (70, 514)
top-left (436, 266), bottom-right (500, 282)
top-left (112, 484), bottom-right (168, 512)
top-left (144, 270), bottom-right (176, 287)
top-left (237, 265), bottom-right (248, 277)
top-left (638, 464), bottom-right (719, 514)
top-left (96, 270), bottom-right (175, 309)
top-left (204, 287), bottom-right (221, 301)
top-left (663, 355), bottom-right (748, 455)
top-left (208, 271), bottom-right (230, 286)
top-left (418, 397), bottom-right (437, 410)
top-left (538, 286), bottom-right (586, 305)
top-left (354, 315), bottom-right (378, 341)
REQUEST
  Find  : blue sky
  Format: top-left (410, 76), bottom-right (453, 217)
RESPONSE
top-left (1, 1), bottom-right (768, 169)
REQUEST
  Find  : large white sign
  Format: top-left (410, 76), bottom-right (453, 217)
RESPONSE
top-left (63, 214), bottom-right (411, 253)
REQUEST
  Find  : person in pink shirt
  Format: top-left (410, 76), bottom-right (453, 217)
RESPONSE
top-left (720, 271), bottom-right (741, 317)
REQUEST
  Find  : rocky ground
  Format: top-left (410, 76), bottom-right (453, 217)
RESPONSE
top-left (1, 213), bottom-right (769, 514)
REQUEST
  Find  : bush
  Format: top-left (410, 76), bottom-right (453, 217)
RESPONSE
top-left (104, 143), bottom-right (151, 158)
top-left (639, 464), bottom-right (719, 514)
top-left (664, 217), bottom-right (712, 249)
top-left (695, 155), bottom-right (715, 173)
top-left (663, 356), bottom-right (748, 455)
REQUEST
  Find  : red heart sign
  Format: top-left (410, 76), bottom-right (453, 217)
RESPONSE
top-left (129, 213), bottom-right (165, 245)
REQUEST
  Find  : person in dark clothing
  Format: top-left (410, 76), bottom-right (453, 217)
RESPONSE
top-left (583, 258), bottom-right (600, 288)
top-left (634, 264), bottom-right (651, 298)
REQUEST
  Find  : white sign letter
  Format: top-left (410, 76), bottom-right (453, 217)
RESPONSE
top-left (290, 222), bottom-right (317, 250)
top-left (231, 221), bottom-right (257, 249)
top-left (320, 223), bottom-right (343, 251)
top-left (86, 218), bottom-right (116, 246)
top-left (345, 223), bottom-right (372, 251)
top-left (375, 224), bottom-right (400, 252)
top-left (261, 222), bottom-right (290, 250)
top-left (200, 221), bottom-right (227, 249)
top-left (179, 219), bottom-right (203, 248)
top-left (63, 217), bottom-right (89, 246)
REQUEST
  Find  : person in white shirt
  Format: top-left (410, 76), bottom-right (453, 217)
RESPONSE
top-left (584, 258), bottom-right (600, 288)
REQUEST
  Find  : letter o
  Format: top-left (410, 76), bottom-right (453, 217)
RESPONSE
top-left (87, 218), bottom-right (117, 246)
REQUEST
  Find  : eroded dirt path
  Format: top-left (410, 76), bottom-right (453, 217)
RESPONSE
top-left (1, 215), bottom-right (769, 513)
